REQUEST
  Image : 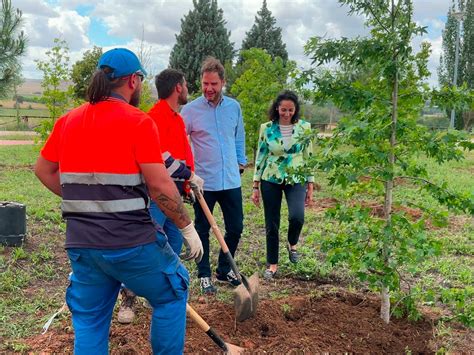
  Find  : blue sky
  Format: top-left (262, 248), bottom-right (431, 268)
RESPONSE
top-left (14, 0), bottom-right (452, 86)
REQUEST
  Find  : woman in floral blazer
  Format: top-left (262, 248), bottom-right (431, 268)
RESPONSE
top-left (252, 90), bottom-right (314, 281)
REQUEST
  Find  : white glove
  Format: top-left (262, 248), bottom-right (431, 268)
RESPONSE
top-left (189, 173), bottom-right (204, 195)
top-left (179, 222), bottom-right (203, 263)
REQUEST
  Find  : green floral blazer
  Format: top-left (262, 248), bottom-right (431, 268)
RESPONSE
top-left (253, 120), bottom-right (314, 184)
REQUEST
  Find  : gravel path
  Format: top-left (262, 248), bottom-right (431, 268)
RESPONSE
top-left (0, 140), bottom-right (34, 145)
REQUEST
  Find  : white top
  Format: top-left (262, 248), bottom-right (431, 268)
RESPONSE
top-left (280, 124), bottom-right (293, 149)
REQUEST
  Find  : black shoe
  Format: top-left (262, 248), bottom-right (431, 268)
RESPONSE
top-left (287, 246), bottom-right (300, 264)
top-left (263, 269), bottom-right (277, 281)
top-left (200, 277), bottom-right (217, 294)
top-left (216, 270), bottom-right (242, 287)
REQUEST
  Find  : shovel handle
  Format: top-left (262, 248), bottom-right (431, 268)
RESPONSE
top-left (194, 190), bottom-right (229, 253)
top-left (186, 304), bottom-right (228, 351)
top-left (194, 190), bottom-right (242, 280)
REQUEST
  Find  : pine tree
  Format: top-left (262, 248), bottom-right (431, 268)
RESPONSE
top-left (239, 0), bottom-right (288, 63)
top-left (169, 0), bottom-right (234, 94)
top-left (0, 0), bottom-right (26, 98)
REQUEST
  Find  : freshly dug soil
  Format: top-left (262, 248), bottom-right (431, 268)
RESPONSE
top-left (25, 290), bottom-right (436, 354)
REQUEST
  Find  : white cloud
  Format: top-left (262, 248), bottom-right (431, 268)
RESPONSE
top-left (21, 5), bottom-right (90, 49)
top-left (12, 0), bottom-right (449, 87)
top-left (13, 0), bottom-right (56, 17)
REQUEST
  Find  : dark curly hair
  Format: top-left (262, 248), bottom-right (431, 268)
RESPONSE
top-left (155, 68), bottom-right (185, 99)
top-left (268, 90), bottom-right (300, 124)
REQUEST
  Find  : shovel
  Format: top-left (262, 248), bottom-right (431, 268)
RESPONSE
top-left (187, 304), bottom-right (245, 354)
top-left (193, 188), bottom-right (259, 322)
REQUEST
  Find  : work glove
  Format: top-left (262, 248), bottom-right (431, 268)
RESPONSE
top-left (179, 222), bottom-right (203, 263)
top-left (189, 173), bottom-right (204, 196)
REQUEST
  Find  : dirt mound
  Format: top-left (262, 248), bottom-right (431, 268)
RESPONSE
top-left (25, 291), bottom-right (435, 354)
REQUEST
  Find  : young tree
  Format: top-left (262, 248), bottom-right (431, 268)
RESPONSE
top-left (12, 69), bottom-right (24, 127)
top-left (36, 38), bottom-right (72, 142)
top-left (71, 46), bottom-right (102, 102)
top-left (231, 48), bottom-right (294, 160)
top-left (299, 0), bottom-right (474, 324)
top-left (0, 0), bottom-right (26, 98)
top-left (169, 0), bottom-right (234, 94)
top-left (239, 0), bottom-right (288, 63)
top-left (136, 27), bottom-right (156, 112)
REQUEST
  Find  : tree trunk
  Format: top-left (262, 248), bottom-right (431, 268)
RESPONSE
top-left (381, 4), bottom-right (399, 322)
top-left (380, 285), bottom-right (390, 324)
top-left (14, 83), bottom-right (20, 128)
top-left (381, 66), bottom-right (398, 323)
top-left (463, 111), bottom-right (473, 131)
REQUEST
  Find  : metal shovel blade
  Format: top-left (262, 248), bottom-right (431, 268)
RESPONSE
top-left (187, 303), bottom-right (245, 354)
top-left (194, 188), bottom-right (260, 322)
top-left (234, 272), bottom-right (259, 322)
top-left (225, 342), bottom-right (246, 355)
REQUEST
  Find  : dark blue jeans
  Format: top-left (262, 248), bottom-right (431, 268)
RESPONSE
top-left (193, 187), bottom-right (243, 278)
top-left (260, 180), bottom-right (306, 265)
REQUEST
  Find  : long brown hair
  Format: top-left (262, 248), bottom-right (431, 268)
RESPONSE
top-left (268, 90), bottom-right (300, 124)
top-left (86, 67), bottom-right (127, 104)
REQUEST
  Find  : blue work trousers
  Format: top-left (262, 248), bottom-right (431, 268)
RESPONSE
top-left (66, 233), bottom-right (189, 355)
top-left (149, 201), bottom-right (183, 255)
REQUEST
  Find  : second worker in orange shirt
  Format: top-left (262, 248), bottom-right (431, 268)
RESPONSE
top-left (118, 69), bottom-right (203, 324)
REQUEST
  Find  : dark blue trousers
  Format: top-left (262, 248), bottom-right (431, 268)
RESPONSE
top-left (193, 187), bottom-right (243, 278)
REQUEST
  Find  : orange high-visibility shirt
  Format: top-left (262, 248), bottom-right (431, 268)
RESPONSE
top-left (148, 100), bottom-right (194, 171)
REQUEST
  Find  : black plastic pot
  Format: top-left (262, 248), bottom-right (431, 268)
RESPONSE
top-left (0, 202), bottom-right (26, 246)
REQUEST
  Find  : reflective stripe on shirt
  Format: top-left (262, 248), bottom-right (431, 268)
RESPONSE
top-left (62, 198), bottom-right (147, 213)
top-left (60, 173), bottom-right (144, 186)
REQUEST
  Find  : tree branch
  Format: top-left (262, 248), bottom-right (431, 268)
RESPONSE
top-left (366, 3), bottom-right (390, 33)
top-left (368, 268), bottom-right (386, 276)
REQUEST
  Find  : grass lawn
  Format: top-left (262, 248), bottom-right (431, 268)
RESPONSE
top-left (0, 144), bottom-right (472, 352)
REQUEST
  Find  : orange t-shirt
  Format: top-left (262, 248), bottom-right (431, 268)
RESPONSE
top-left (147, 99), bottom-right (194, 171)
top-left (41, 98), bottom-right (163, 249)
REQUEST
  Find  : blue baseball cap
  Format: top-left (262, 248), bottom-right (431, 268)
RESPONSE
top-left (98, 48), bottom-right (147, 79)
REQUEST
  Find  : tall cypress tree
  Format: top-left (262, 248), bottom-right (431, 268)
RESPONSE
top-left (239, 0), bottom-right (288, 62)
top-left (169, 0), bottom-right (234, 94)
top-left (438, 2), bottom-right (458, 87)
top-left (439, 0), bottom-right (474, 129)
top-left (460, 0), bottom-right (473, 89)
top-left (460, 0), bottom-right (474, 129)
